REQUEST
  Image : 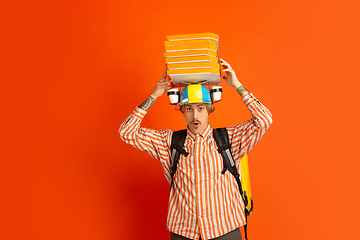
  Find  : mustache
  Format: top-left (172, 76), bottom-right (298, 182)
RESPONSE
top-left (191, 120), bottom-right (201, 124)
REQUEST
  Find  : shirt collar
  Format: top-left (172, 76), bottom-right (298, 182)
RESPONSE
top-left (186, 123), bottom-right (212, 141)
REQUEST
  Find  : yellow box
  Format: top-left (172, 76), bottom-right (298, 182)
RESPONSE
top-left (165, 42), bottom-right (218, 52)
top-left (167, 61), bottom-right (220, 70)
top-left (164, 49), bottom-right (217, 58)
top-left (168, 67), bottom-right (220, 75)
top-left (165, 39), bottom-right (218, 46)
top-left (165, 55), bottom-right (219, 64)
top-left (166, 33), bottom-right (219, 41)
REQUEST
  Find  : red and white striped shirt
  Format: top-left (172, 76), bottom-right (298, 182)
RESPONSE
top-left (118, 93), bottom-right (272, 240)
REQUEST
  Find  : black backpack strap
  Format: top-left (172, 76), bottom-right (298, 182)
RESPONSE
top-left (170, 130), bottom-right (189, 189)
top-left (244, 214), bottom-right (248, 240)
top-left (213, 127), bottom-right (249, 239)
top-left (213, 128), bottom-right (245, 196)
top-left (213, 128), bottom-right (238, 176)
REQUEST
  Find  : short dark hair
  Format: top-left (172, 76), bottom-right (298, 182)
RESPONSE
top-left (180, 103), bottom-right (215, 114)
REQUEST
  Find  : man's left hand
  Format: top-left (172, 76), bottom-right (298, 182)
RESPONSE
top-left (220, 58), bottom-right (242, 89)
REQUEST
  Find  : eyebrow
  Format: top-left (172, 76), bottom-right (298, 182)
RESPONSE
top-left (184, 104), bottom-right (205, 108)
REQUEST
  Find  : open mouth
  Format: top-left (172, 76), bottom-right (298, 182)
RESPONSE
top-left (193, 122), bottom-right (200, 128)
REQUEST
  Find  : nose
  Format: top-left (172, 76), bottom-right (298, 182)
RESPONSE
top-left (193, 109), bottom-right (199, 120)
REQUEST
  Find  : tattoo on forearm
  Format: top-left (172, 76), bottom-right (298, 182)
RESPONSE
top-left (139, 95), bottom-right (155, 111)
top-left (236, 85), bottom-right (248, 97)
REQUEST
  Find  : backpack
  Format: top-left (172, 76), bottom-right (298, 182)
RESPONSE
top-left (170, 128), bottom-right (253, 239)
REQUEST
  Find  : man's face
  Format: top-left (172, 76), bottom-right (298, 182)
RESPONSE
top-left (183, 103), bottom-right (209, 135)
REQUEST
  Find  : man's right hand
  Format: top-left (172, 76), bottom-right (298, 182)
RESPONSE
top-left (150, 70), bottom-right (173, 100)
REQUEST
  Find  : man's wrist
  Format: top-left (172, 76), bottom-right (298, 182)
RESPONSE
top-left (150, 93), bottom-right (158, 100)
top-left (234, 82), bottom-right (242, 90)
top-left (236, 85), bottom-right (249, 97)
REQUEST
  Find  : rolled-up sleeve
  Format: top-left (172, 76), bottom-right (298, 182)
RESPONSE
top-left (227, 93), bottom-right (273, 162)
top-left (118, 107), bottom-right (174, 167)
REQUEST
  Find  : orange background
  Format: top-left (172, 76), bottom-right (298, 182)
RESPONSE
top-left (3, 0), bottom-right (360, 240)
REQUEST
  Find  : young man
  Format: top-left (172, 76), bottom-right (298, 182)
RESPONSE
top-left (118, 59), bottom-right (273, 240)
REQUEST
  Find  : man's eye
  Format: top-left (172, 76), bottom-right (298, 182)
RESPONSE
top-left (199, 107), bottom-right (204, 111)
top-left (186, 108), bottom-right (192, 111)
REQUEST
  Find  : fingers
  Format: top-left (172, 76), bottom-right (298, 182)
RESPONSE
top-left (156, 80), bottom-right (173, 91)
top-left (159, 79), bottom-right (171, 84)
top-left (157, 82), bottom-right (170, 87)
top-left (158, 77), bottom-right (172, 85)
top-left (165, 85), bottom-right (172, 91)
top-left (220, 58), bottom-right (233, 70)
top-left (220, 58), bottom-right (230, 65)
top-left (159, 69), bottom-right (168, 82)
top-left (221, 62), bottom-right (232, 70)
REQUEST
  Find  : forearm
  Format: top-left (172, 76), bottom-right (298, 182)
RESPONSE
top-left (118, 106), bottom-right (150, 151)
top-left (234, 83), bottom-right (272, 130)
top-left (119, 107), bottom-right (146, 142)
top-left (228, 93), bottom-right (273, 159)
top-left (236, 84), bottom-right (249, 98)
top-left (139, 95), bottom-right (156, 111)
top-left (118, 106), bottom-right (173, 163)
top-left (241, 93), bottom-right (273, 136)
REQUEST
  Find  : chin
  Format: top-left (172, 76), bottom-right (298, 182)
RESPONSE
top-left (193, 128), bottom-right (202, 134)
top-left (189, 127), bottom-right (198, 134)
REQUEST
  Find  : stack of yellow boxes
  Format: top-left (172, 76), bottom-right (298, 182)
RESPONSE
top-left (164, 33), bottom-right (222, 87)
